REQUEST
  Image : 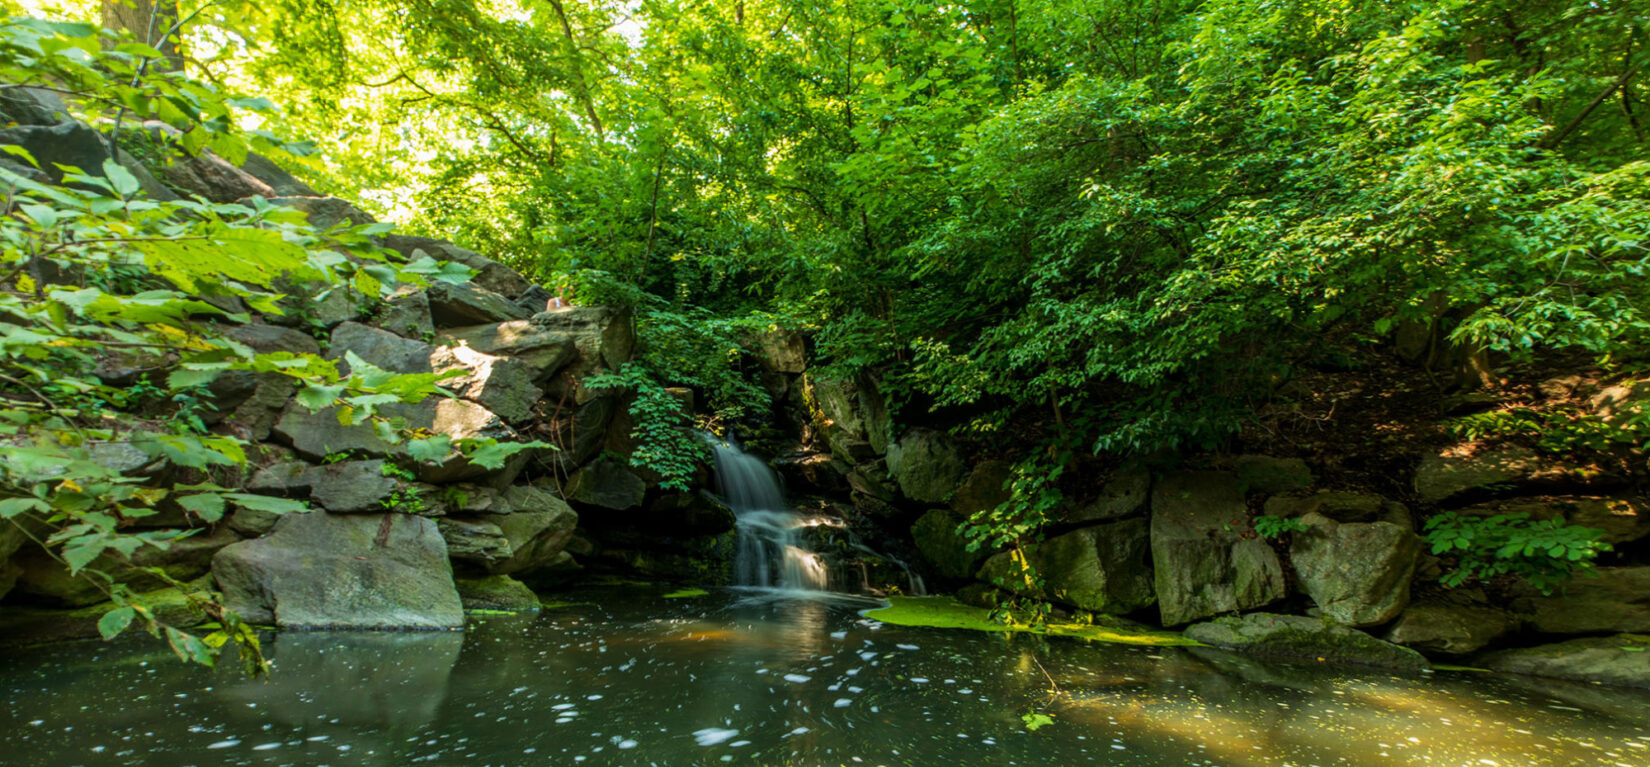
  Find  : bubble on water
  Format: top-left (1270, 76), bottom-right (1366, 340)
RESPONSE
top-left (618, 739), bottom-right (638, 749)
top-left (252, 742), bottom-right (281, 751)
top-left (834, 699), bottom-right (853, 708)
top-left (910, 678), bottom-right (929, 683)
top-left (694, 728), bottom-right (740, 746)
top-left (206, 740), bottom-right (240, 749)
top-left (896, 644), bottom-right (920, 651)
top-left (784, 674), bottom-right (811, 683)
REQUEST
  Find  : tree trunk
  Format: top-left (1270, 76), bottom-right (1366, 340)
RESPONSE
top-left (100, 0), bottom-right (185, 72)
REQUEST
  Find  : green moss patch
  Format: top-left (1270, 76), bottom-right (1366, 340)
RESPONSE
top-left (863, 596), bottom-right (1200, 647)
top-left (662, 588), bottom-right (710, 599)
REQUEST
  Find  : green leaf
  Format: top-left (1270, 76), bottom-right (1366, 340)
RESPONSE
top-left (101, 158), bottom-right (141, 198)
top-left (98, 606), bottom-right (136, 640)
top-left (0, 497), bottom-right (47, 519)
top-left (223, 494), bottom-right (309, 514)
top-left (177, 493), bottom-right (227, 522)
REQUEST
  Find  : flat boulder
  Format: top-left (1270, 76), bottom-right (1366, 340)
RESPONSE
top-left (978, 519), bottom-right (1154, 614)
top-left (885, 428), bottom-right (967, 504)
top-left (430, 343), bottom-right (543, 424)
top-left (1414, 445), bottom-right (1616, 504)
top-left (435, 320), bottom-right (577, 383)
top-left (1385, 602), bottom-right (1518, 655)
top-left (1290, 512), bottom-right (1419, 626)
top-left (1510, 567), bottom-right (1650, 635)
top-left (1184, 612), bottom-right (1429, 672)
top-left (486, 486), bottom-right (580, 575)
top-left (1479, 634), bottom-right (1650, 688)
top-left (427, 281), bottom-right (533, 327)
top-left (1151, 471), bottom-right (1286, 625)
top-left (327, 321), bottom-right (435, 375)
top-left (212, 512), bottom-right (463, 629)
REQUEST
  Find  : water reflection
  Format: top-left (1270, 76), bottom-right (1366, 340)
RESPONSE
top-left (3, 588), bottom-right (1649, 766)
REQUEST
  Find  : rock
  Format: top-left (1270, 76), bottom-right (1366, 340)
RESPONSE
top-left (156, 148), bottom-right (278, 203)
top-left (11, 527), bottom-right (238, 607)
top-left (239, 152), bottom-right (319, 197)
top-left (429, 343), bottom-right (543, 423)
top-left (1385, 602), bottom-right (1518, 655)
top-left (1290, 512), bottom-right (1418, 626)
top-left (1150, 471), bottom-right (1286, 625)
top-left (435, 320), bottom-right (577, 383)
top-left (487, 488), bottom-right (579, 575)
top-left (0, 120), bottom-right (107, 185)
top-left (846, 461), bottom-right (899, 504)
top-left (547, 395), bottom-right (619, 469)
top-left (327, 321), bottom-right (435, 375)
top-left (247, 461), bottom-right (316, 497)
top-left (640, 491), bottom-right (738, 536)
top-left (564, 457), bottom-right (647, 511)
top-left (272, 398), bottom-right (523, 484)
top-left (1462, 496), bottom-right (1650, 546)
top-left (227, 324), bottom-right (322, 356)
top-left (437, 517), bottom-right (513, 563)
top-left (306, 460), bottom-right (401, 513)
top-left (532, 307), bottom-right (636, 402)
top-left (426, 281), bottom-right (532, 328)
top-left (1263, 491), bottom-right (1404, 524)
top-left (1184, 613), bottom-right (1430, 672)
top-left (384, 235), bottom-right (531, 299)
top-left (0, 86), bottom-right (65, 125)
top-left (262, 196), bottom-right (376, 231)
top-left (978, 519), bottom-right (1154, 614)
top-left (115, 149), bottom-right (179, 202)
top-left (212, 512), bottom-right (463, 629)
top-left (1414, 445), bottom-right (1616, 504)
top-left (268, 279), bottom-right (364, 330)
top-left (373, 288), bottom-right (435, 340)
top-left (227, 503), bottom-right (284, 537)
top-left (752, 330), bottom-right (806, 374)
top-left (885, 428), bottom-right (967, 504)
top-left (439, 485), bottom-right (510, 515)
top-left (809, 373), bottom-right (892, 458)
top-left (515, 285), bottom-right (555, 315)
top-left (952, 460), bottom-right (1015, 517)
top-left (774, 452), bottom-right (850, 494)
top-left (1479, 634), bottom-right (1650, 688)
top-left (1233, 456), bottom-right (1314, 494)
top-left (1511, 567), bottom-right (1650, 635)
top-left (911, 509), bottom-right (982, 580)
top-left (1067, 465), bottom-right (1150, 524)
top-left (455, 575), bottom-right (540, 611)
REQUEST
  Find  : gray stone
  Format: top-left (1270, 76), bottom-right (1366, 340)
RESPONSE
top-left (0, 120), bottom-right (107, 185)
top-left (327, 321), bottom-right (435, 375)
top-left (1068, 465), bottom-right (1150, 524)
top-left (911, 509), bottom-right (982, 580)
top-left (247, 461), bottom-right (316, 497)
top-left (1511, 567), bottom-right (1650, 635)
top-left (952, 460), bottom-right (1014, 517)
top-left (12, 527), bottom-right (238, 607)
top-left (438, 517), bottom-right (513, 563)
top-left (752, 330), bottom-right (806, 374)
top-left (373, 289), bottom-right (434, 340)
top-left (1184, 612), bottom-right (1429, 672)
top-left (1233, 455), bottom-right (1314, 494)
top-left (1290, 512), bottom-right (1418, 626)
top-left (1414, 445), bottom-right (1614, 504)
top-left (212, 512), bottom-right (463, 629)
top-left (307, 460), bottom-right (401, 513)
top-left (157, 148), bottom-right (278, 203)
top-left (885, 428), bottom-right (967, 504)
top-left (1151, 471), bottom-right (1286, 625)
top-left (435, 320), bottom-right (577, 383)
top-left (227, 504), bottom-right (284, 538)
top-left (273, 398), bottom-right (523, 484)
top-left (564, 457), bottom-right (647, 511)
top-left (384, 235), bottom-right (531, 299)
top-left (533, 307), bottom-right (637, 403)
top-left (1385, 602), bottom-right (1518, 655)
top-left (262, 196), bottom-right (376, 231)
top-left (488, 499), bottom-right (579, 576)
top-left (455, 575), bottom-right (540, 611)
top-left (430, 343), bottom-right (542, 423)
top-left (1479, 634), bottom-right (1650, 689)
top-left (0, 86), bottom-right (65, 125)
top-left (1462, 496), bottom-right (1650, 546)
top-left (239, 152), bottom-right (319, 197)
top-left (1263, 491), bottom-right (1399, 524)
top-left (269, 280), bottom-right (363, 330)
top-left (977, 519), bottom-right (1154, 614)
top-left (227, 324), bottom-right (322, 356)
top-left (427, 281), bottom-right (532, 328)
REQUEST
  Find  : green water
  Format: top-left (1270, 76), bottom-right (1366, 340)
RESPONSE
top-left (3, 588), bottom-right (1648, 766)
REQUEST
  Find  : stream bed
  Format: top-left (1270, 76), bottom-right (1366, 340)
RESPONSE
top-left (4, 587), bottom-right (1649, 766)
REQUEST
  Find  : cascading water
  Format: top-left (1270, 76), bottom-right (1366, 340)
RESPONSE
top-left (705, 433), bottom-right (829, 592)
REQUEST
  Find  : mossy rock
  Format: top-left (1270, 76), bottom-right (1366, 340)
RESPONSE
top-left (1478, 634), bottom-right (1650, 689)
top-left (1184, 612), bottom-right (1429, 672)
top-left (456, 575), bottom-right (540, 612)
top-left (863, 596), bottom-right (1197, 647)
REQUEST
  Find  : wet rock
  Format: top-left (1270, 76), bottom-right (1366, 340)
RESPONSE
top-left (1184, 612), bottom-right (1429, 672)
top-left (12, 527), bottom-right (239, 607)
top-left (911, 509), bottom-right (982, 580)
top-left (429, 343), bottom-right (542, 424)
top-left (1233, 455), bottom-right (1314, 494)
top-left (564, 457), bottom-right (647, 511)
top-left (885, 428), bottom-right (967, 504)
top-left (1479, 634), bottom-right (1650, 688)
top-left (977, 519), bottom-right (1154, 615)
top-left (438, 517), bottom-right (513, 563)
top-left (435, 320), bottom-right (577, 383)
top-left (1067, 465), bottom-right (1150, 524)
top-left (1385, 602), bottom-right (1518, 655)
top-left (1151, 471), bottom-right (1286, 625)
top-left (773, 452), bottom-right (850, 494)
top-left (212, 511), bottom-right (463, 629)
top-left (427, 281), bottom-right (532, 327)
top-left (455, 575), bottom-right (540, 611)
top-left (1290, 512), bottom-right (1419, 626)
top-left (1511, 567), bottom-right (1650, 635)
top-left (1414, 445), bottom-right (1616, 504)
top-left (327, 321), bottom-right (435, 375)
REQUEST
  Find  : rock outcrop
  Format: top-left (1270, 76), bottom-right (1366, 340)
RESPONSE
top-left (1151, 471), bottom-right (1286, 625)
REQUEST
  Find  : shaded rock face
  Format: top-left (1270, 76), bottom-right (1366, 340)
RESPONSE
top-left (1263, 491), bottom-right (1401, 524)
top-left (328, 321), bottom-right (434, 375)
top-left (1232, 455), bottom-right (1313, 494)
top-left (212, 512), bottom-right (463, 629)
top-left (11, 528), bottom-right (238, 607)
top-left (427, 281), bottom-right (533, 327)
top-left (1414, 445), bottom-right (1616, 504)
top-left (911, 509), bottom-right (982, 580)
top-left (1463, 497), bottom-right (1650, 546)
top-left (0, 120), bottom-right (106, 185)
top-left (384, 235), bottom-right (531, 299)
top-left (564, 457), bottom-right (647, 512)
top-left (455, 575), bottom-right (539, 611)
top-left (430, 343), bottom-right (542, 424)
top-left (260, 196), bottom-right (376, 231)
top-left (1150, 471), bottom-right (1286, 625)
top-left (1479, 634), bottom-right (1650, 689)
top-left (951, 460), bottom-right (1013, 518)
top-left (753, 331), bottom-right (806, 374)
top-left (1510, 567), bottom-right (1650, 635)
top-left (435, 320), bottom-right (577, 384)
top-left (1184, 612), bottom-right (1429, 672)
top-left (1067, 466), bottom-right (1149, 525)
top-left (488, 487), bottom-right (580, 575)
top-left (273, 398), bottom-right (522, 484)
top-left (886, 428), bottom-right (967, 505)
top-left (1385, 602), bottom-right (1518, 655)
top-left (978, 520), bottom-right (1154, 614)
top-left (1290, 512), bottom-right (1419, 627)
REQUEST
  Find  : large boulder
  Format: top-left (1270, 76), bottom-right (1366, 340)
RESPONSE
top-left (563, 457), bottom-right (647, 511)
top-left (437, 517), bottom-right (513, 564)
top-left (751, 330), bottom-right (806, 374)
top-left (455, 575), bottom-right (540, 611)
top-left (273, 398), bottom-right (523, 484)
top-left (911, 509), bottom-right (982, 580)
top-left (1184, 612), bottom-right (1429, 672)
top-left (226, 323), bottom-right (322, 356)
top-left (327, 321), bottom-right (435, 375)
top-left (951, 460), bottom-right (1014, 517)
top-left (373, 288), bottom-right (435, 340)
top-left (212, 512), bottom-right (463, 629)
top-left (1510, 567), bottom-right (1650, 635)
top-left (435, 320), bottom-right (577, 383)
top-left (1385, 601), bottom-right (1518, 655)
top-left (533, 307), bottom-right (636, 402)
top-left (486, 486), bottom-right (580, 575)
top-left (1150, 471), bottom-right (1286, 625)
top-left (262, 196), bottom-right (376, 231)
top-left (429, 343), bottom-right (543, 424)
top-left (977, 519), bottom-right (1154, 614)
top-left (885, 428), bottom-right (967, 504)
top-left (1479, 634), bottom-right (1650, 688)
top-left (809, 373), bottom-right (891, 458)
top-left (1461, 496), bottom-right (1650, 546)
top-left (1066, 465), bottom-right (1149, 525)
top-left (1263, 491), bottom-right (1404, 524)
top-left (1232, 455), bottom-right (1313, 494)
top-left (426, 281), bottom-right (533, 327)
top-left (383, 235), bottom-right (531, 299)
top-left (1414, 445), bottom-right (1616, 504)
top-left (0, 120), bottom-right (106, 185)
top-left (1290, 512), bottom-right (1419, 626)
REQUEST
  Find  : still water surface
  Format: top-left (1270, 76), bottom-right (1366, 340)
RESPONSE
top-left (4, 588), bottom-right (1648, 766)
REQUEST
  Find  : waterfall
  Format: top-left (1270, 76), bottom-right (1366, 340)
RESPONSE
top-left (706, 433), bottom-right (829, 592)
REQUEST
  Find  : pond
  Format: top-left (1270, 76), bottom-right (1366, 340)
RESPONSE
top-left (4, 588), bottom-right (1648, 766)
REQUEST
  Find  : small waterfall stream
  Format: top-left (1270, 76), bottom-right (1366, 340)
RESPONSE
top-left (706, 433), bottom-right (830, 592)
